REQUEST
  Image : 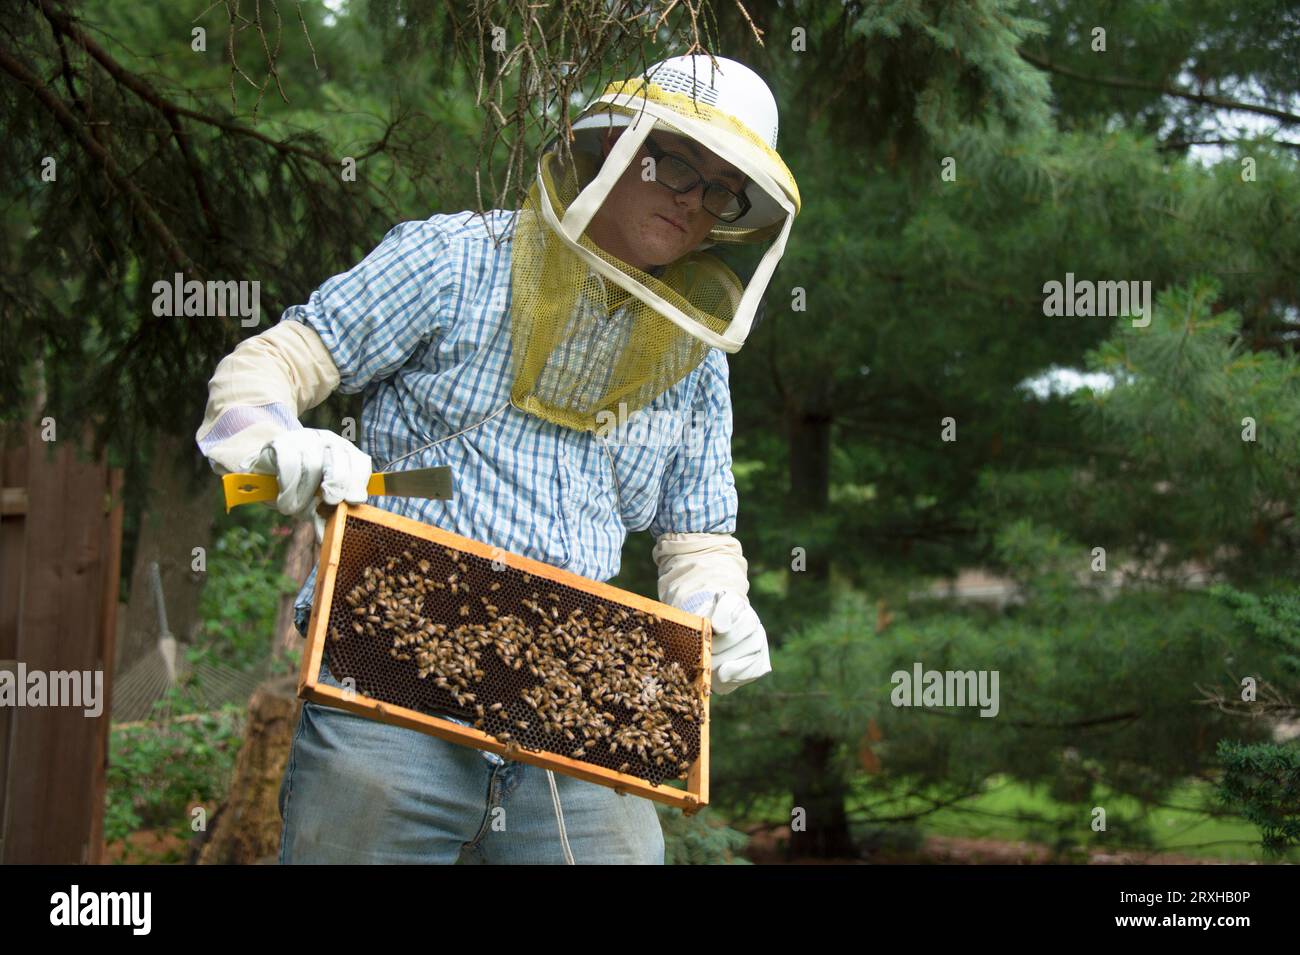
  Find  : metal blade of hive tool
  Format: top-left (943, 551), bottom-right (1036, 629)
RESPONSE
top-left (373, 466), bottom-right (454, 501)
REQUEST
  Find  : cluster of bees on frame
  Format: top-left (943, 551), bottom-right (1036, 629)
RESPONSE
top-left (331, 545), bottom-right (705, 784)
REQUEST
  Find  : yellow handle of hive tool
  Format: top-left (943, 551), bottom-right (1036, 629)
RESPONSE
top-left (221, 472), bottom-right (386, 513)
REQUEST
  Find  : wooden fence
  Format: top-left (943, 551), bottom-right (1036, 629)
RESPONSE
top-left (0, 418), bottom-right (123, 863)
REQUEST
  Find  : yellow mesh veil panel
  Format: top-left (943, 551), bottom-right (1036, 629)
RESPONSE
top-left (508, 136), bottom-right (743, 433)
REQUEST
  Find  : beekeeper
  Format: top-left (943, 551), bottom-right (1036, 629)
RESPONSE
top-left (194, 54), bottom-right (800, 864)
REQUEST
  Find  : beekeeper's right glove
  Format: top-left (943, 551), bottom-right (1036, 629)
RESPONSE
top-left (248, 428), bottom-right (372, 526)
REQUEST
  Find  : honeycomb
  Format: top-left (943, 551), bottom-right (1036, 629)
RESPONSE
top-left (318, 512), bottom-right (706, 788)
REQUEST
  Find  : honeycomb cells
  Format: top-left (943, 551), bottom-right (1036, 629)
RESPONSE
top-left (322, 515), bottom-right (705, 788)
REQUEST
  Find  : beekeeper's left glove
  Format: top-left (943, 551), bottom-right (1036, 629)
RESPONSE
top-left (248, 428), bottom-right (371, 537)
top-left (680, 590), bottom-right (771, 695)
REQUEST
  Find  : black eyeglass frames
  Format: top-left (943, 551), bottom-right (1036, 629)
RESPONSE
top-left (642, 136), bottom-right (751, 223)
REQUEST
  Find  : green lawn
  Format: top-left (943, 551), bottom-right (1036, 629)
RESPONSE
top-left (721, 774), bottom-right (1300, 863)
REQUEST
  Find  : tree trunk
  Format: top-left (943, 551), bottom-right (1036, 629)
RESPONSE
top-left (786, 406), bottom-right (833, 588)
top-left (788, 734), bottom-right (858, 859)
top-left (196, 675), bottom-right (301, 864)
top-left (785, 404), bottom-right (856, 858)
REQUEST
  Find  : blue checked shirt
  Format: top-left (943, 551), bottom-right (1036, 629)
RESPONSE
top-left (284, 210), bottom-right (739, 763)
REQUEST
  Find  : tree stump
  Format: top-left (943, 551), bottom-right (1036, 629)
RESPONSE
top-left (197, 674), bottom-right (301, 865)
top-left (273, 521), bottom-right (317, 659)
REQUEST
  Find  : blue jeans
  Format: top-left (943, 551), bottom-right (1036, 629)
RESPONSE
top-left (277, 655), bottom-right (664, 864)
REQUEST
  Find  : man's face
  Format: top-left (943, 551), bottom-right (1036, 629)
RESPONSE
top-left (585, 127), bottom-right (747, 272)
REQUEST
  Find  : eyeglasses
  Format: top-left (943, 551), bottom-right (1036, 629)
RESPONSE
top-left (642, 137), bottom-right (751, 224)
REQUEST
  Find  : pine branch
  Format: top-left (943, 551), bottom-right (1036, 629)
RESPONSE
top-left (913, 707), bottom-right (1142, 730)
top-left (31, 0), bottom-right (387, 170)
top-left (1158, 137), bottom-right (1300, 153)
top-left (1018, 47), bottom-right (1300, 127)
top-left (0, 40), bottom-right (198, 272)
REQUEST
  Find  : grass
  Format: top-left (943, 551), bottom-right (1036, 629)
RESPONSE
top-left (720, 773), bottom-right (1300, 863)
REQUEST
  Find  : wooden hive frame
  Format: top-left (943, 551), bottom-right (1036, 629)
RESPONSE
top-left (299, 502), bottom-right (711, 813)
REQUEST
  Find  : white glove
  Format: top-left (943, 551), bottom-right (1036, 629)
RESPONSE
top-left (682, 590), bottom-right (771, 695)
top-left (248, 429), bottom-right (372, 531)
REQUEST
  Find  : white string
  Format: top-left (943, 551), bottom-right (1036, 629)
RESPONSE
top-left (546, 769), bottom-right (576, 864)
top-left (377, 399), bottom-right (624, 521)
top-left (377, 400), bottom-right (512, 472)
top-left (598, 433), bottom-right (625, 515)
